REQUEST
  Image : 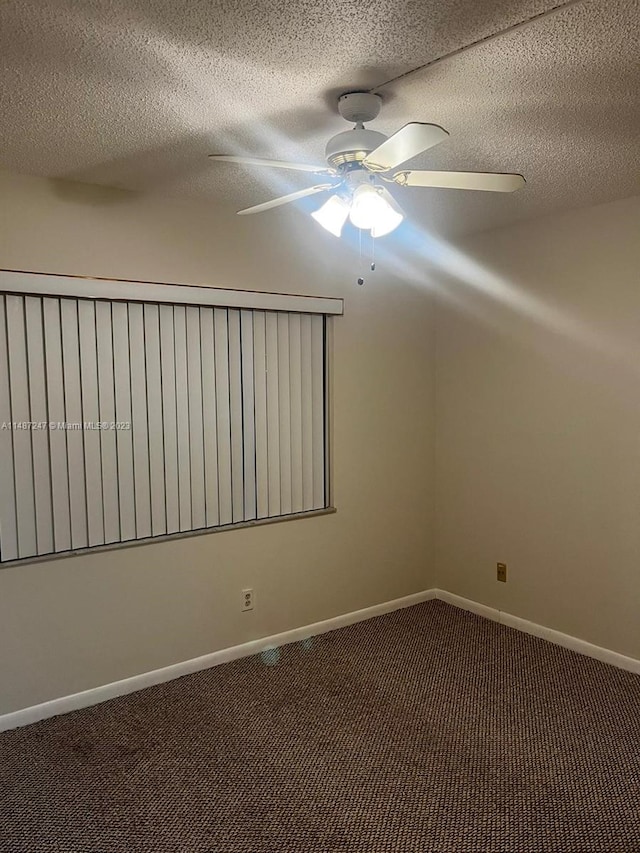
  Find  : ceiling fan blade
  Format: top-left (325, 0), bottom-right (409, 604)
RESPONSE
top-left (209, 155), bottom-right (334, 175)
top-left (396, 170), bottom-right (526, 192)
top-left (237, 184), bottom-right (335, 216)
top-left (362, 123), bottom-right (449, 172)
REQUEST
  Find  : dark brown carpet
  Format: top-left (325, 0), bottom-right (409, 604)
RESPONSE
top-left (1, 600), bottom-right (639, 852)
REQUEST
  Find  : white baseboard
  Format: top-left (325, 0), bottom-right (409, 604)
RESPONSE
top-left (0, 588), bottom-right (436, 733)
top-left (435, 589), bottom-right (640, 676)
top-left (2, 587), bottom-right (639, 733)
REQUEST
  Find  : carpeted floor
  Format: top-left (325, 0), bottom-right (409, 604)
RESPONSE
top-left (1, 600), bottom-right (639, 852)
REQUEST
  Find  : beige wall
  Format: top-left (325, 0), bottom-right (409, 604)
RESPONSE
top-left (0, 171), bottom-right (436, 714)
top-left (434, 194), bottom-right (640, 659)
top-left (3, 169), bottom-right (637, 716)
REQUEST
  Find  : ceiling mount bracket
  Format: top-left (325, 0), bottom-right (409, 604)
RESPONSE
top-left (337, 92), bottom-right (382, 124)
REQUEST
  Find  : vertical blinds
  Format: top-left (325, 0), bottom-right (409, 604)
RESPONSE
top-left (0, 290), bottom-right (329, 563)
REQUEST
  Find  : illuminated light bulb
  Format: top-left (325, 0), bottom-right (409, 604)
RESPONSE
top-left (311, 194), bottom-right (350, 237)
top-left (348, 183), bottom-right (389, 230)
top-left (348, 184), bottom-right (404, 236)
top-left (370, 190), bottom-right (404, 237)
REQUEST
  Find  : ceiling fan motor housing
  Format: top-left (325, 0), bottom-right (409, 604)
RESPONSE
top-left (325, 128), bottom-right (388, 167)
top-left (327, 92), bottom-right (386, 167)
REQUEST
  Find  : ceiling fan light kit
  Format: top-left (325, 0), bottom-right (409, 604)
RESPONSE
top-left (208, 90), bottom-right (526, 240)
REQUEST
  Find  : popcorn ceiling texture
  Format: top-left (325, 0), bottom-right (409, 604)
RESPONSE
top-left (0, 0), bottom-right (638, 237)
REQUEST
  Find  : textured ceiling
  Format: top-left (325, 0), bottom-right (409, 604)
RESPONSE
top-left (0, 0), bottom-right (638, 237)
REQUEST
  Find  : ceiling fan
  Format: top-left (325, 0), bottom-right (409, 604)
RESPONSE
top-left (209, 92), bottom-right (525, 238)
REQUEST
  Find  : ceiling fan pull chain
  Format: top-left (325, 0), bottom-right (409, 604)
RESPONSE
top-left (356, 228), bottom-right (366, 285)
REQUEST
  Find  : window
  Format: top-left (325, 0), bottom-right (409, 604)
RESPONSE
top-left (0, 270), bottom-right (342, 563)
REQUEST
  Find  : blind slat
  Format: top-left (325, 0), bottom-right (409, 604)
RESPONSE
top-left (129, 303), bottom-right (152, 540)
top-left (25, 296), bottom-right (54, 555)
top-left (144, 304), bottom-right (167, 537)
top-left (240, 310), bottom-right (256, 521)
top-left (95, 301), bottom-right (120, 544)
top-left (288, 313), bottom-right (304, 513)
top-left (253, 311), bottom-right (269, 520)
top-left (200, 307), bottom-right (220, 529)
top-left (265, 312), bottom-right (281, 517)
top-left (43, 298), bottom-right (72, 552)
top-left (159, 305), bottom-right (180, 535)
top-left (186, 306), bottom-right (206, 530)
top-left (60, 299), bottom-right (88, 550)
top-left (277, 312), bottom-right (292, 515)
top-left (300, 314), bottom-right (314, 511)
top-left (78, 300), bottom-right (105, 546)
top-left (229, 309), bottom-right (244, 523)
top-left (0, 296), bottom-right (18, 561)
top-left (311, 314), bottom-right (325, 509)
top-left (7, 296), bottom-right (37, 557)
top-left (112, 302), bottom-right (136, 542)
top-left (174, 306), bottom-right (192, 532)
top-left (215, 308), bottom-right (233, 526)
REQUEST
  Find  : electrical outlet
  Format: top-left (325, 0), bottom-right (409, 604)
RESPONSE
top-left (242, 588), bottom-right (254, 611)
top-left (497, 562), bottom-right (507, 583)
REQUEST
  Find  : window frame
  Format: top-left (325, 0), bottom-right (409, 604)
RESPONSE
top-left (0, 269), bottom-right (341, 567)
